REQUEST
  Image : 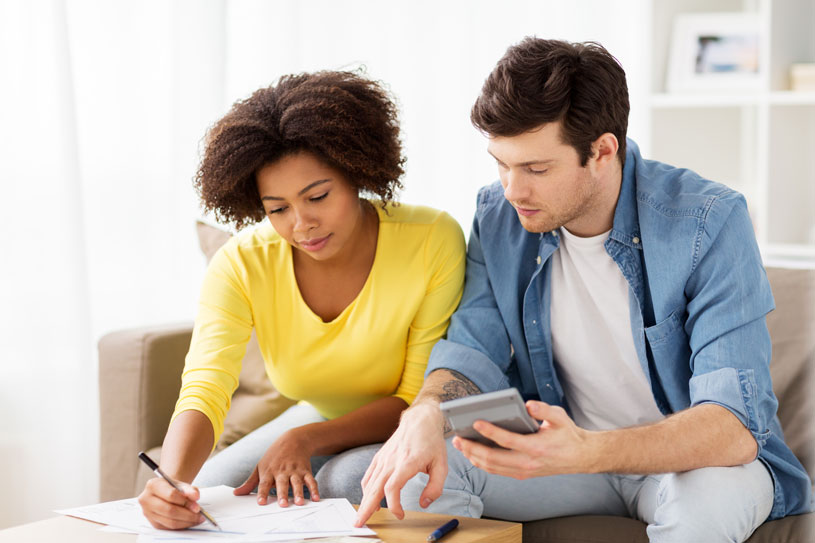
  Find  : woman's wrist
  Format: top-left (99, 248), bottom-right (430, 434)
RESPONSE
top-left (284, 423), bottom-right (322, 456)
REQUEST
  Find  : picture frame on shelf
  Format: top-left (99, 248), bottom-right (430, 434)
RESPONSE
top-left (667, 12), bottom-right (764, 93)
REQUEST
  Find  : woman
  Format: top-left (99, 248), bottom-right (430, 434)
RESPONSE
top-left (137, 71), bottom-right (465, 530)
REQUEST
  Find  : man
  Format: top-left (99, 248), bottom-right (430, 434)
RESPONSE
top-left (351, 38), bottom-right (813, 541)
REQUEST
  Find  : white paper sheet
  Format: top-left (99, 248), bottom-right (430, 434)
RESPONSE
top-left (56, 485), bottom-right (376, 542)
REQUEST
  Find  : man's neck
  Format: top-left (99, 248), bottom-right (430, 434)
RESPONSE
top-left (563, 161), bottom-right (623, 237)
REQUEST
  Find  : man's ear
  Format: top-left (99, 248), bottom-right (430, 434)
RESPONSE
top-left (589, 133), bottom-right (619, 175)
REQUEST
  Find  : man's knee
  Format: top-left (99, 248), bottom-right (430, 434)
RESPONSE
top-left (648, 462), bottom-right (773, 543)
top-left (399, 439), bottom-right (485, 518)
top-left (400, 472), bottom-right (431, 510)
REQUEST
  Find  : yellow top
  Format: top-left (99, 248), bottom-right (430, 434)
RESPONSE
top-left (173, 203), bottom-right (466, 442)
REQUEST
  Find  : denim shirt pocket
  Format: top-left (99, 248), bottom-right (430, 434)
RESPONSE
top-left (644, 307), bottom-right (688, 352)
top-left (642, 308), bottom-right (692, 411)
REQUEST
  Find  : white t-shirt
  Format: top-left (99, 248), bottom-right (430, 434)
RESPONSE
top-left (549, 226), bottom-right (664, 431)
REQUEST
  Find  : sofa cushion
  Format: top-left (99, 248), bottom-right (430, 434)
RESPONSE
top-left (196, 221), bottom-right (296, 452)
top-left (521, 512), bottom-right (814, 542)
top-left (522, 515), bottom-right (648, 543)
top-left (765, 266), bottom-right (815, 480)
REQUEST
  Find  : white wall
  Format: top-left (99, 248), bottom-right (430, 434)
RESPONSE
top-left (221, 0), bottom-right (650, 231)
top-left (0, 0), bottom-right (648, 528)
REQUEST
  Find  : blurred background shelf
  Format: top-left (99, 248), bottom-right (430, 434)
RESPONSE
top-left (643, 0), bottom-right (815, 261)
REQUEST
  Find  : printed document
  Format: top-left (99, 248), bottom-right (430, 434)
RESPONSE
top-left (56, 485), bottom-right (377, 542)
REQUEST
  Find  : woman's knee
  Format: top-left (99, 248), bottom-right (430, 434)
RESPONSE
top-left (315, 443), bottom-right (382, 503)
top-left (193, 448), bottom-right (254, 488)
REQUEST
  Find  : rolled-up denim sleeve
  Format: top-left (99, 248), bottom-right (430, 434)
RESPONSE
top-left (685, 192), bottom-right (777, 452)
top-left (425, 190), bottom-right (513, 394)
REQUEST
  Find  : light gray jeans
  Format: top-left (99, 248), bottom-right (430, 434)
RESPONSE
top-left (193, 403), bottom-right (380, 504)
top-left (388, 438), bottom-right (773, 543)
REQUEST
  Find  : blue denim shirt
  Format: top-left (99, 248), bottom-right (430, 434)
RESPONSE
top-left (427, 140), bottom-right (813, 520)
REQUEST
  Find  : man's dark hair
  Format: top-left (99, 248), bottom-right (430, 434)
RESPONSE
top-left (471, 38), bottom-right (629, 166)
top-left (195, 70), bottom-right (405, 230)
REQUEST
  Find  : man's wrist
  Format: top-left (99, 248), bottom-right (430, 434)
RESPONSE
top-left (582, 429), bottom-right (610, 474)
top-left (403, 400), bottom-right (446, 433)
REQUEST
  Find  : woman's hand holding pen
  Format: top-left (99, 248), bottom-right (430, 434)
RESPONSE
top-left (234, 428), bottom-right (319, 507)
top-left (137, 477), bottom-right (205, 530)
top-left (135, 411), bottom-right (218, 530)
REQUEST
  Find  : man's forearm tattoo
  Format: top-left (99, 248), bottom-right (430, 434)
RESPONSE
top-left (439, 370), bottom-right (481, 401)
top-left (437, 370), bottom-right (481, 434)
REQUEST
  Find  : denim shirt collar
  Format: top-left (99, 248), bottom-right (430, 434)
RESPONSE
top-left (609, 139), bottom-right (643, 250)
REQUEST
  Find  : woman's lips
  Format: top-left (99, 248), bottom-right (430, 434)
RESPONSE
top-left (299, 234), bottom-right (331, 252)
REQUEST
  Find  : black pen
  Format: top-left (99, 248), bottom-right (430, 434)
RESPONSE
top-left (427, 518), bottom-right (458, 541)
top-left (137, 451), bottom-right (221, 531)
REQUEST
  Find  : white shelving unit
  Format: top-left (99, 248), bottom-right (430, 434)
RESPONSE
top-left (645, 0), bottom-right (815, 263)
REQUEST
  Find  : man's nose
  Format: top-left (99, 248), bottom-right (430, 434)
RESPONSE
top-left (502, 170), bottom-right (528, 203)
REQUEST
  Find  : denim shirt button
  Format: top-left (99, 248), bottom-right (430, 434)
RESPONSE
top-left (536, 256), bottom-right (542, 265)
top-left (632, 236), bottom-right (640, 244)
top-left (532, 320), bottom-right (537, 325)
top-left (552, 230), bottom-right (559, 237)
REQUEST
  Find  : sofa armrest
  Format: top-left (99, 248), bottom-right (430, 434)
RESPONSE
top-left (98, 323), bottom-right (193, 501)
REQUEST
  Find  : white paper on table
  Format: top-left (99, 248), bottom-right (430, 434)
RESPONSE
top-left (137, 535), bottom-right (380, 543)
top-left (57, 486), bottom-right (375, 542)
top-left (264, 499), bottom-right (375, 538)
top-left (196, 487), bottom-right (323, 521)
top-left (98, 525), bottom-right (139, 534)
top-left (133, 501), bottom-right (376, 542)
top-left (56, 494), bottom-right (149, 531)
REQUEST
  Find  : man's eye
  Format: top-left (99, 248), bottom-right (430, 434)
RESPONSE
top-left (310, 193), bottom-right (328, 202)
top-left (528, 168), bottom-right (548, 175)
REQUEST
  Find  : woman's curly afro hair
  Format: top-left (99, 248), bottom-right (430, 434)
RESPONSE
top-left (194, 70), bottom-right (405, 230)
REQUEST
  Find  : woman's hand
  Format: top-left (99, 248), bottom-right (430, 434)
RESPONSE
top-left (234, 428), bottom-right (318, 507)
top-left (138, 477), bottom-right (205, 530)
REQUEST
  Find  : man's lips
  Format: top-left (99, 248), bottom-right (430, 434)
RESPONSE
top-left (514, 206), bottom-right (539, 217)
top-left (298, 234), bottom-right (331, 251)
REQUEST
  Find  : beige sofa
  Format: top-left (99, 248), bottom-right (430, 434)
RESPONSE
top-left (99, 241), bottom-right (814, 541)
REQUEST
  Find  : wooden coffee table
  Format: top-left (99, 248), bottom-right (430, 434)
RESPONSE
top-left (0, 507), bottom-right (521, 543)
top-left (368, 507), bottom-right (520, 543)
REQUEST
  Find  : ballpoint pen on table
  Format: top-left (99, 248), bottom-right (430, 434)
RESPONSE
top-left (427, 518), bottom-right (459, 541)
top-left (137, 451), bottom-right (221, 531)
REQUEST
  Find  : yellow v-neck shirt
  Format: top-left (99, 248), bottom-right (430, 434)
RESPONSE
top-left (174, 203), bottom-right (465, 442)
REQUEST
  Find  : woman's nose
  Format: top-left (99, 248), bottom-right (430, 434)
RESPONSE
top-left (292, 207), bottom-right (317, 233)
